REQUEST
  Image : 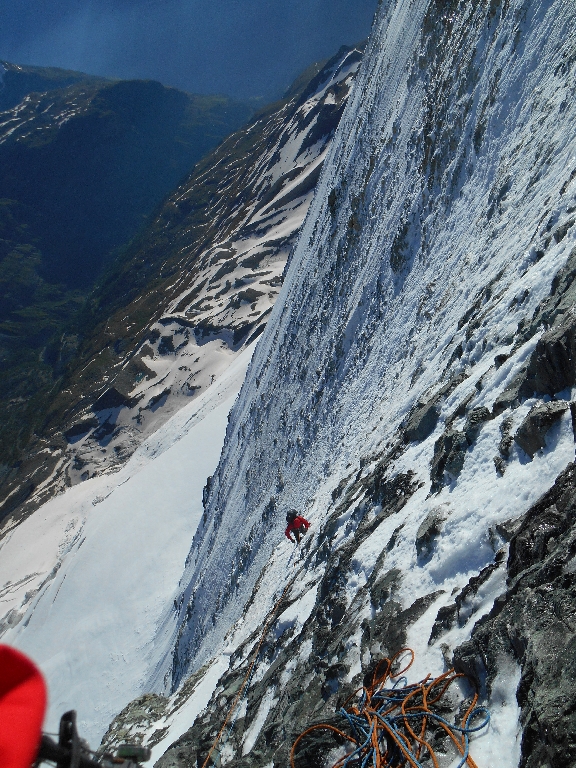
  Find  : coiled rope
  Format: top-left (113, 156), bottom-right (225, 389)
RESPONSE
top-left (200, 565), bottom-right (303, 768)
top-left (290, 648), bottom-right (490, 768)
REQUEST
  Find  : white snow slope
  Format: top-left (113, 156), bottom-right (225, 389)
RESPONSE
top-left (0, 343), bottom-right (255, 744)
top-left (147, 0), bottom-right (576, 763)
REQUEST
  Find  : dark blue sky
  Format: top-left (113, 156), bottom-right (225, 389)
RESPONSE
top-left (0, 0), bottom-right (378, 99)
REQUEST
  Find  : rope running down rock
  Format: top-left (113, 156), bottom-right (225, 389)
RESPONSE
top-left (201, 566), bottom-right (303, 768)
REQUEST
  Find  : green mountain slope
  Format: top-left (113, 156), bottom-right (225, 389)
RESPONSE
top-left (0, 64), bottom-right (253, 470)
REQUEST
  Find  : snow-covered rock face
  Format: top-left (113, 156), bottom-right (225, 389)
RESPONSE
top-left (140, 0), bottom-right (576, 765)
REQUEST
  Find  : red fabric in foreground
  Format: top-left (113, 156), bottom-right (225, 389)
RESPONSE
top-left (0, 645), bottom-right (47, 768)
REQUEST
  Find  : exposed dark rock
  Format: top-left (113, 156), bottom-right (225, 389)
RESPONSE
top-left (92, 387), bottom-right (134, 412)
top-left (522, 312), bottom-right (576, 397)
top-left (63, 419), bottom-right (99, 442)
top-left (463, 407), bottom-right (492, 443)
top-left (415, 508), bottom-right (446, 559)
top-left (453, 463), bottom-right (576, 768)
top-left (429, 604), bottom-right (459, 645)
top-left (429, 401), bottom-right (492, 491)
top-left (498, 416), bottom-right (514, 458)
top-left (553, 218), bottom-right (575, 244)
top-left (370, 569), bottom-right (401, 610)
top-left (455, 550), bottom-right (506, 613)
top-left (404, 401), bottom-right (440, 442)
top-left (99, 693), bottom-right (168, 755)
top-left (365, 470), bottom-right (419, 514)
top-left (494, 416), bottom-right (515, 475)
top-left (493, 455), bottom-right (506, 475)
top-left (494, 353), bottom-right (508, 368)
top-left (147, 389), bottom-right (171, 411)
top-left (231, 288), bottom-right (266, 308)
top-left (493, 247), bottom-right (576, 414)
top-left (430, 429), bottom-right (468, 490)
top-left (508, 464), bottom-right (576, 580)
top-left (158, 335), bottom-right (175, 355)
top-left (429, 550), bottom-right (506, 645)
top-left (492, 369), bottom-right (530, 415)
top-left (514, 401), bottom-right (568, 458)
top-left (404, 374), bottom-right (469, 444)
top-left (494, 517), bottom-right (524, 543)
top-left (92, 420), bottom-right (116, 442)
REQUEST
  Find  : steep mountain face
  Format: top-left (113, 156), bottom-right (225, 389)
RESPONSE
top-left (97, 0), bottom-right (576, 766)
top-left (0, 46), bottom-right (363, 530)
top-left (0, 65), bottom-right (252, 485)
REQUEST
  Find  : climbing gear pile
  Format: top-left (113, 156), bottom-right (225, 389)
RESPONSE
top-left (290, 648), bottom-right (490, 768)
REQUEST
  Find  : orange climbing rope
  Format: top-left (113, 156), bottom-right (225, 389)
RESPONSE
top-left (290, 648), bottom-right (490, 768)
top-left (201, 569), bottom-right (302, 768)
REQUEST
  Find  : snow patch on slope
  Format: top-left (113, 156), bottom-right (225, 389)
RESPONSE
top-left (1, 343), bottom-right (255, 745)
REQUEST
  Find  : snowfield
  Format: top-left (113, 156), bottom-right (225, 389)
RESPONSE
top-left (0, 344), bottom-right (255, 743)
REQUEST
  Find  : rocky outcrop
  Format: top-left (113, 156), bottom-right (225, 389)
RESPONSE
top-left (494, 246), bottom-right (576, 414)
top-left (522, 312), bottom-right (576, 397)
top-left (514, 401), bottom-right (569, 459)
top-left (415, 508), bottom-right (446, 559)
top-left (404, 401), bottom-right (440, 442)
top-left (454, 463), bottom-right (576, 768)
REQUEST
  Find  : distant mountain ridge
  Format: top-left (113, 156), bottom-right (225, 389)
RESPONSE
top-left (0, 60), bottom-right (108, 112)
top-left (0, 62), bottom-right (253, 486)
top-left (0, 45), bottom-right (363, 528)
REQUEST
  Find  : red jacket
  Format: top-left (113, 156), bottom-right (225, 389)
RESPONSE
top-left (285, 516), bottom-right (310, 540)
top-left (0, 645), bottom-right (46, 768)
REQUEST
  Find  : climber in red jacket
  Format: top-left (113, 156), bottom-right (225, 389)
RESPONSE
top-left (285, 510), bottom-right (310, 544)
top-left (0, 644), bottom-right (46, 768)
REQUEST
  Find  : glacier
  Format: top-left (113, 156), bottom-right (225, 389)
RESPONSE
top-left (0, 344), bottom-right (255, 743)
